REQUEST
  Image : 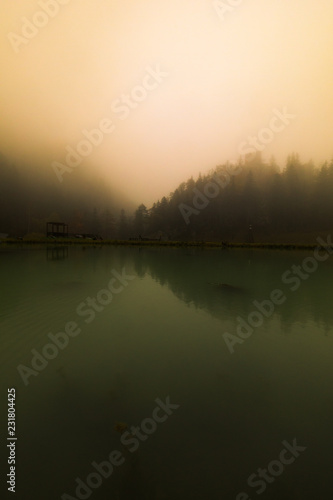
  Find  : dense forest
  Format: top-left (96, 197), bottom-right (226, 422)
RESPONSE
top-left (131, 153), bottom-right (333, 243)
top-left (1, 152), bottom-right (333, 242)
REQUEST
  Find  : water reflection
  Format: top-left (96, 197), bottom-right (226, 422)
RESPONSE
top-left (46, 245), bottom-right (69, 261)
top-left (130, 247), bottom-right (333, 335)
top-left (1, 245), bottom-right (332, 499)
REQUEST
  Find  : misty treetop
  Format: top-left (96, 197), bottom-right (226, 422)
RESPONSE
top-left (131, 153), bottom-right (333, 242)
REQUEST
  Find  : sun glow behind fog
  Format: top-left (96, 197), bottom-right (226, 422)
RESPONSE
top-left (1, 0), bottom-right (333, 204)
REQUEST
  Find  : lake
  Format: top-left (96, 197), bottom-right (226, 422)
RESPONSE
top-left (1, 244), bottom-right (332, 499)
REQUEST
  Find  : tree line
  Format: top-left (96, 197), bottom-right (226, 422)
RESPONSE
top-left (1, 152), bottom-right (333, 241)
top-left (130, 153), bottom-right (333, 242)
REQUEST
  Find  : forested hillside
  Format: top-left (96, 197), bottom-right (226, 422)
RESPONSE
top-left (2, 152), bottom-right (333, 242)
top-left (131, 153), bottom-right (333, 243)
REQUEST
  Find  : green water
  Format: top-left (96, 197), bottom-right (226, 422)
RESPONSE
top-left (1, 245), bottom-right (332, 499)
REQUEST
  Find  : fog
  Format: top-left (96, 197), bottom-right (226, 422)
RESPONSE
top-left (1, 0), bottom-right (332, 206)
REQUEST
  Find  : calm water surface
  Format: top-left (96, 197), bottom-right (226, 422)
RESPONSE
top-left (1, 245), bottom-right (332, 499)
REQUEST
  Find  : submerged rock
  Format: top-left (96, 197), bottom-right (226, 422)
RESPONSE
top-left (208, 282), bottom-right (243, 291)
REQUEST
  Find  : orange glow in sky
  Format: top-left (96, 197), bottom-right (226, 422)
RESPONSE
top-left (1, 0), bottom-right (333, 204)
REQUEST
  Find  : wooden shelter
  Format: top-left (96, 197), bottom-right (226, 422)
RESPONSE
top-left (46, 222), bottom-right (68, 238)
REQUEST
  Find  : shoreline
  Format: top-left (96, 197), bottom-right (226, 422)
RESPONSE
top-left (0, 238), bottom-right (326, 251)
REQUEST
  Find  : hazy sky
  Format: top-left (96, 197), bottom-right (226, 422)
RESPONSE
top-left (1, 0), bottom-right (333, 205)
